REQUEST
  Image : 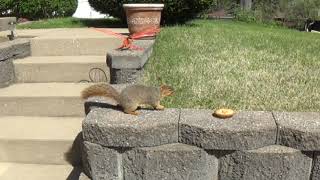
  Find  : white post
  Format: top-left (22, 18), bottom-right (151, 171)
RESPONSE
top-left (72, 0), bottom-right (108, 19)
top-left (240, 0), bottom-right (252, 10)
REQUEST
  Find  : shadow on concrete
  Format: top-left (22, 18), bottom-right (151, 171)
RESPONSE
top-left (206, 149), bottom-right (236, 159)
top-left (84, 100), bottom-right (122, 115)
top-left (64, 132), bottom-right (84, 166)
top-left (66, 166), bottom-right (83, 180)
top-left (64, 132), bottom-right (91, 179)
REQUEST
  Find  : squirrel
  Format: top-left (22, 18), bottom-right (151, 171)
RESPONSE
top-left (81, 84), bottom-right (174, 115)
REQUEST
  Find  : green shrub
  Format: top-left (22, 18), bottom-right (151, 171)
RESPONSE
top-left (269, 0), bottom-right (319, 20)
top-left (0, 0), bottom-right (77, 20)
top-left (232, 0), bottom-right (320, 28)
top-left (88, 0), bottom-right (215, 24)
top-left (285, 0), bottom-right (320, 20)
top-left (234, 9), bottom-right (256, 23)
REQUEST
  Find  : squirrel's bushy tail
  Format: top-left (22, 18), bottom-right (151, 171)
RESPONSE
top-left (81, 84), bottom-right (120, 102)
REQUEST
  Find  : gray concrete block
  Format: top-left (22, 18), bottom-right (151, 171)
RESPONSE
top-left (123, 143), bottom-right (218, 180)
top-left (83, 108), bottom-right (179, 147)
top-left (219, 145), bottom-right (313, 180)
top-left (110, 68), bottom-right (143, 84)
top-left (0, 58), bottom-right (14, 88)
top-left (83, 141), bottom-right (122, 180)
top-left (107, 40), bottom-right (154, 69)
top-left (179, 109), bottom-right (277, 150)
top-left (275, 112), bottom-right (320, 151)
top-left (311, 152), bottom-right (320, 180)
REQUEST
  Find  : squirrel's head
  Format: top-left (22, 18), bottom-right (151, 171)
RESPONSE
top-left (160, 85), bottom-right (174, 97)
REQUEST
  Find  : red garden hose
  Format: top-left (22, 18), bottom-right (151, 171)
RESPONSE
top-left (93, 27), bottom-right (160, 51)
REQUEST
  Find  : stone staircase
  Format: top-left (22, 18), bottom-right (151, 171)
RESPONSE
top-left (0, 28), bottom-right (126, 179)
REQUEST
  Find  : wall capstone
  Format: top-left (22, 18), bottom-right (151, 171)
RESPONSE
top-left (179, 109), bottom-right (277, 150)
top-left (83, 108), bottom-right (180, 148)
top-left (275, 112), bottom-right (320, 151)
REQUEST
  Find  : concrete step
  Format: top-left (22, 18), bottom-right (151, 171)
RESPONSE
top-left (0, 116), bottom-right (83, 165)
top-left (0, 83), bottom-right (92, 116)
top-left (0, 163), bottom-right (88, 180)
top-left (28, 28), bottom-right (127, 56)
top-left (31, 37), bottom-right (122, 56)
top-left (14, 56), bottom-right (109, 83)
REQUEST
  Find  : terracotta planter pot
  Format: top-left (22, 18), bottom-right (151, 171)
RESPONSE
top-left (123, 4), bottom-right (164, 37)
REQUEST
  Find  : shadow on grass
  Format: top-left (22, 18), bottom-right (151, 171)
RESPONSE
top-left (17, 17), bottom-right (127, 29)
top-left (81, 18), bottom-right (201, 29)
top-left (162, 19), bottom-right (201, 28)
top-left (17, 17), bottom-right (205, 29)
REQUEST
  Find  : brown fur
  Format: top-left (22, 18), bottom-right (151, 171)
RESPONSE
top-left (160, 85), bottom-right (174, 98)
top-left (81, 84), bottom-right (174, 115)
top-left (81, 84), bottom-right (120, 102)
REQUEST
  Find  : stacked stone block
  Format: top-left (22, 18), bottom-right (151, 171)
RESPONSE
top-left (219, 145), bottom-right (312, 180)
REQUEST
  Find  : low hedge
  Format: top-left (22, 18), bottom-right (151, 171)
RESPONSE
top-left (0, 0), bottom-right (77, 20)
top-left (253, 0), bottom-right (320, 20)
top-left (88, 0), bottom-right (215, 24)
top-left (229, 0), bottom-right (320, 29)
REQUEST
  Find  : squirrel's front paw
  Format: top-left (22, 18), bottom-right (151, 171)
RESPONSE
top-left (155, 105), bottom-right (165, 110)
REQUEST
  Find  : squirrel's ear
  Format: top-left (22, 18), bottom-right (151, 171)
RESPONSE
top-left (160, 84), bottom-right (167, 90)
top-left (160, 85), bottom-right (174, 91)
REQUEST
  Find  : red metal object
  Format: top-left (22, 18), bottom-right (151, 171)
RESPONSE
top-left (93, 27), bottom-right (160, 51)
top-left (130, 27), bottom-right (161, 40)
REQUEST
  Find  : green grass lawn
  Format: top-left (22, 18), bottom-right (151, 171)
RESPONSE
top-left (144, 20), bottom-right (320, 112)
top-left (17, 17), bottom-right (124, 29)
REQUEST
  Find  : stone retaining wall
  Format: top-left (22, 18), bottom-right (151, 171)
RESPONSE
top-left (0, 38), bottom-right (30, 87)
top-left (86, 26), bottom-right (319, 180)
top-left (82, 103), bottom-right (320, 180)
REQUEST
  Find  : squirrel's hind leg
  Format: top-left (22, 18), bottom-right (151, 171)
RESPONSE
top-left (123, 104), bottom-right (139, 115)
